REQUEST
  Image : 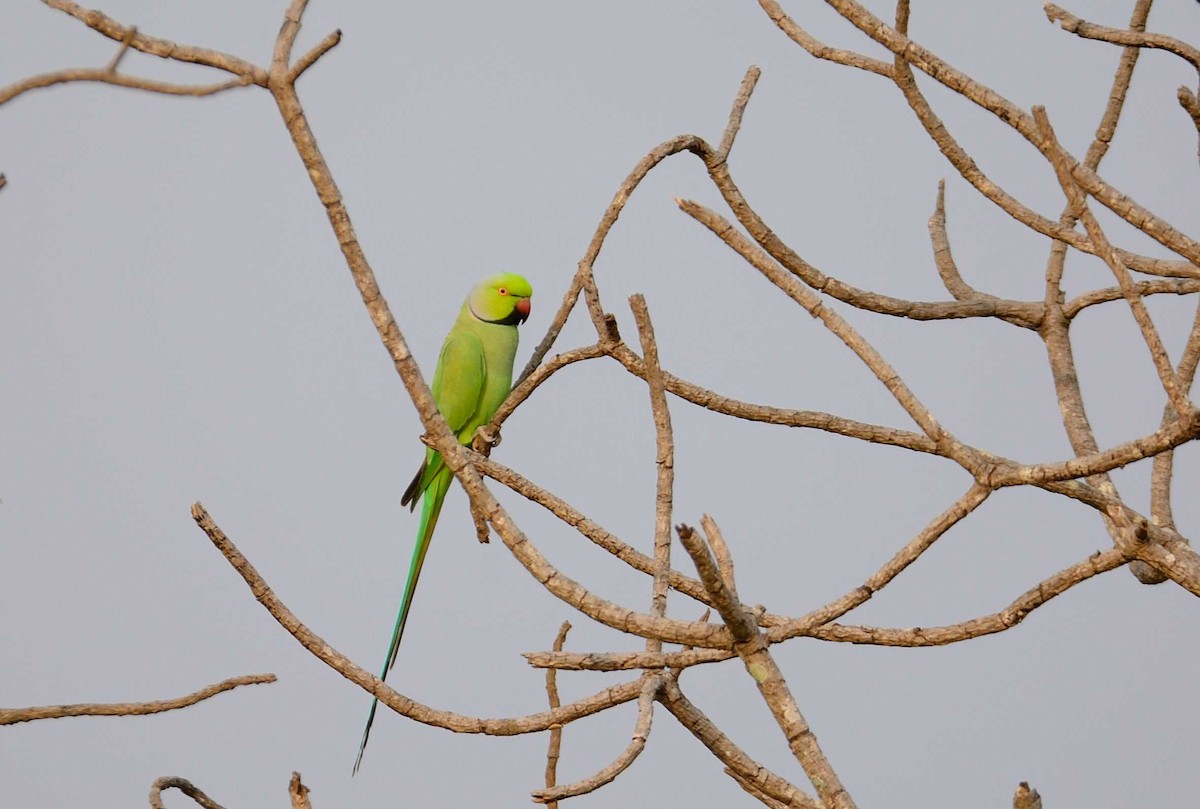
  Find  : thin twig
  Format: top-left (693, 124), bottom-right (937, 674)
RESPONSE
top-left (0, 69), bottom-right (253, 105)
top-left (802, 548), bottom-right (1128, 646)
top-left (704, 148), bottom-right (1046, 325)
top-left (1045, 4), bottom-right (1200, 72)
top-left (878, 1), bottom-right (1200, 278)
top-left (543, 621), bottom-right (572, 809)
top-left (1178, 86), bottom-right (1200, 163)
top-left (770, 483), bottom-right (991, 637)
top-left (1035, 0), bottom-right (1149, 566)
top-left (757, 0), bottom-right (892, 77)
top-left (191, 502), bottom-right (646, 733)
top-left (271, 0), bottom-right (308, 76)
top-left (841, 0), bottom-right (1200, 268)
top-left (529, 544), bottom-right (1129, 665)
top-left (43, 0), bottom-right (267, 84)
top-left (532, 675), bottom-right (661, 803)
top-left (631, 294), bottom-right (675, 642)
top-left (677, 521), bottom-right (855, 809)
top-left (1, 674), bottom-right (276, 725)
top-left (149, 777), bottom-right (227, 809)
top-left (929, 182), bottom-right (985, 301)
top-left (531, 300), bottom-right (673, 804)
top-left (1013, 781), bottom-right (1043, 809)
top-left (983, 414), bottom-right (1200, 488)
top-left (516, 135), bottom-right (708, 384)
top-left (1065, 279), bottom-right (1200, 318)
top-left (476, 454), bottom-right (719, 609)
top-left (1033, 106), bottom-right (1191, 418)
top-left (490, 344), bottom-right (604, 435)
top-left (716, 66), bottom-right (761, 163)
top-left (660, 680), bottom-right (818, 809)
top-left (288, 772), bottom-right (311, 809)
top-left (289, 29), bottom-right (342, 83)
top-left (676, 197), bottom-right (955, 450)
top-left (607, 342), bottom-right (938, 453)
top-left (1151, 297), bottom-right (1200, 532)
top-left (103, 23), bottom-right (136, 72)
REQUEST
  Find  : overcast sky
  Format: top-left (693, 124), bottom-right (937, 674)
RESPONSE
top-left (4, 1), bottom-right (1199, 807)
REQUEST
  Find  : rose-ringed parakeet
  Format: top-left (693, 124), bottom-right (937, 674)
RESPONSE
top-left (353, 272), bottom-right (532, 773)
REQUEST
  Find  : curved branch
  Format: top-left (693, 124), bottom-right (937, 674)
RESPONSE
top-left (529, 545), bottom-right (1131, 664)
top-left (705, 147), bottom-right (1046, 325)
top-left (929, 182), bottom-right (993, 301)
top-left (190, 502), bottom-right (645, 734)
top-left (1151, 298), bottom-right (1200, 532)
top-left (757, 0), bottom-right (892, 77)
top-left (289, 28), bottom-right (342, 83)
top-left (542, 622), bottom-right (572, 808)
top-left (717, 66), bottom-right (762, 163)
top-left (607, 343), bottom-right (937, 453)
top-left (43, 0), bottom-right (266, 84)
top-left (476, 454), bottom-right (719, 609)
top-left (532, 675), bottom-right (660, 803)
top-left (1, 674), bottom-right (275, 725)
top-left (490, 344), bottom-right (604, 436)
top-left (517, 135), bottom-right (708, 384)
top-left (149, 777), bottom-right (227, 809)
top-left (1034, 106), bottom-right (1191, 416)
top-left (660, 679), bottom-right (819, 809)
top-left (676, 198), bottom-right (957, 450)
top-left (1045, 4), bottom-right (1200, 73)
top-left (824, 0), bottom-right (1200, 269)
top-left (0, 69), bottom-right (252, 105)
top-left (1065, 279), bottom-right (1200, 318)
top-left (891, 43), bottom-right (1193, 279)
top-left (631, 294), bottom-right (676, 637)
top-left (678, 520), bottom-right (854, 809)
top-left (984, 409), bottom-right (1200, 488)
top-left (808, 547), bottom-right (1127, 646)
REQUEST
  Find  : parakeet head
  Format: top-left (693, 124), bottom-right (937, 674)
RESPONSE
top-left (468, 272), bottom-right (532, 325)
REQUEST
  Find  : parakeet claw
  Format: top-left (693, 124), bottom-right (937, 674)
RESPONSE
top-left (473, 424), bottom-right (501, 454)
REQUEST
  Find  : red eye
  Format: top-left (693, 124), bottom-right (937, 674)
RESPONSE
top-left (498, 287), bottom-right (508, 295)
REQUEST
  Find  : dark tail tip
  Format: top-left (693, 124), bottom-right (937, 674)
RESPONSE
top-left (352, 698), bottom-right (380, 776)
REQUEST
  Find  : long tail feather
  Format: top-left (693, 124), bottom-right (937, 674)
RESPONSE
top-left (353, 468), bottom-right (452, 774)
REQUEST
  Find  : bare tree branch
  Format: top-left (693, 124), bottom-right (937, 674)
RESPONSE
top-left (532, 675), bottom-right (661, 803)
top-left (288, 772), bottom-right (312, 809)
top-left (0, 69), bottom-right (252, 105)
top-left (148, 776), bottom-right (227, 809)
top-left (678, 519), bottom-right (855, 808)
top-left (757, 0), bottom-right (893, 77)
top-left (43, 0), bottom-right (267, 84)
top-left (289, 28), bottom-right (342, 83)
top-left (1013, 781), bottom-right (1043, 809)
top-left (542, 622), bottom-right (572, 809)
top-left (1045, 4), bottom-right (1200, 72)
top-left (1, 674), bottom-right (276, 725)
top-left (1033, 105), bottom-right (1192, 417)
top-left (716, 66), bottom-right (761, 163)
top-left (660, 679), bottom-right (818, 809)
top-left (631, 294), bottom-right (675, 642)
top-left (190, 502), bottom-right (646, 733)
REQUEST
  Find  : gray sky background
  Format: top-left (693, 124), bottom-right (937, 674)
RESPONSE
top-left (4, 1), bottom-right (1199, 807)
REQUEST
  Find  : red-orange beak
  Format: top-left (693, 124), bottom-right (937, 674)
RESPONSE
top-left (515, 296), bottom-right (531, 324)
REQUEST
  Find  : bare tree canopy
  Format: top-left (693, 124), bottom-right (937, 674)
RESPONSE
top-left (3, 1), bottom-right (1199, 807)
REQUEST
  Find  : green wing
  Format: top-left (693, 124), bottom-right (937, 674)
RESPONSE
top-left (433, 330), bottom-right (487, 438)
top-left (401, 331), bottom-right (487, 508)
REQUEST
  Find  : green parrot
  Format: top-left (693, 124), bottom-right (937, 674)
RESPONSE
top-left (353, 272), bottom-right (533, 774)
